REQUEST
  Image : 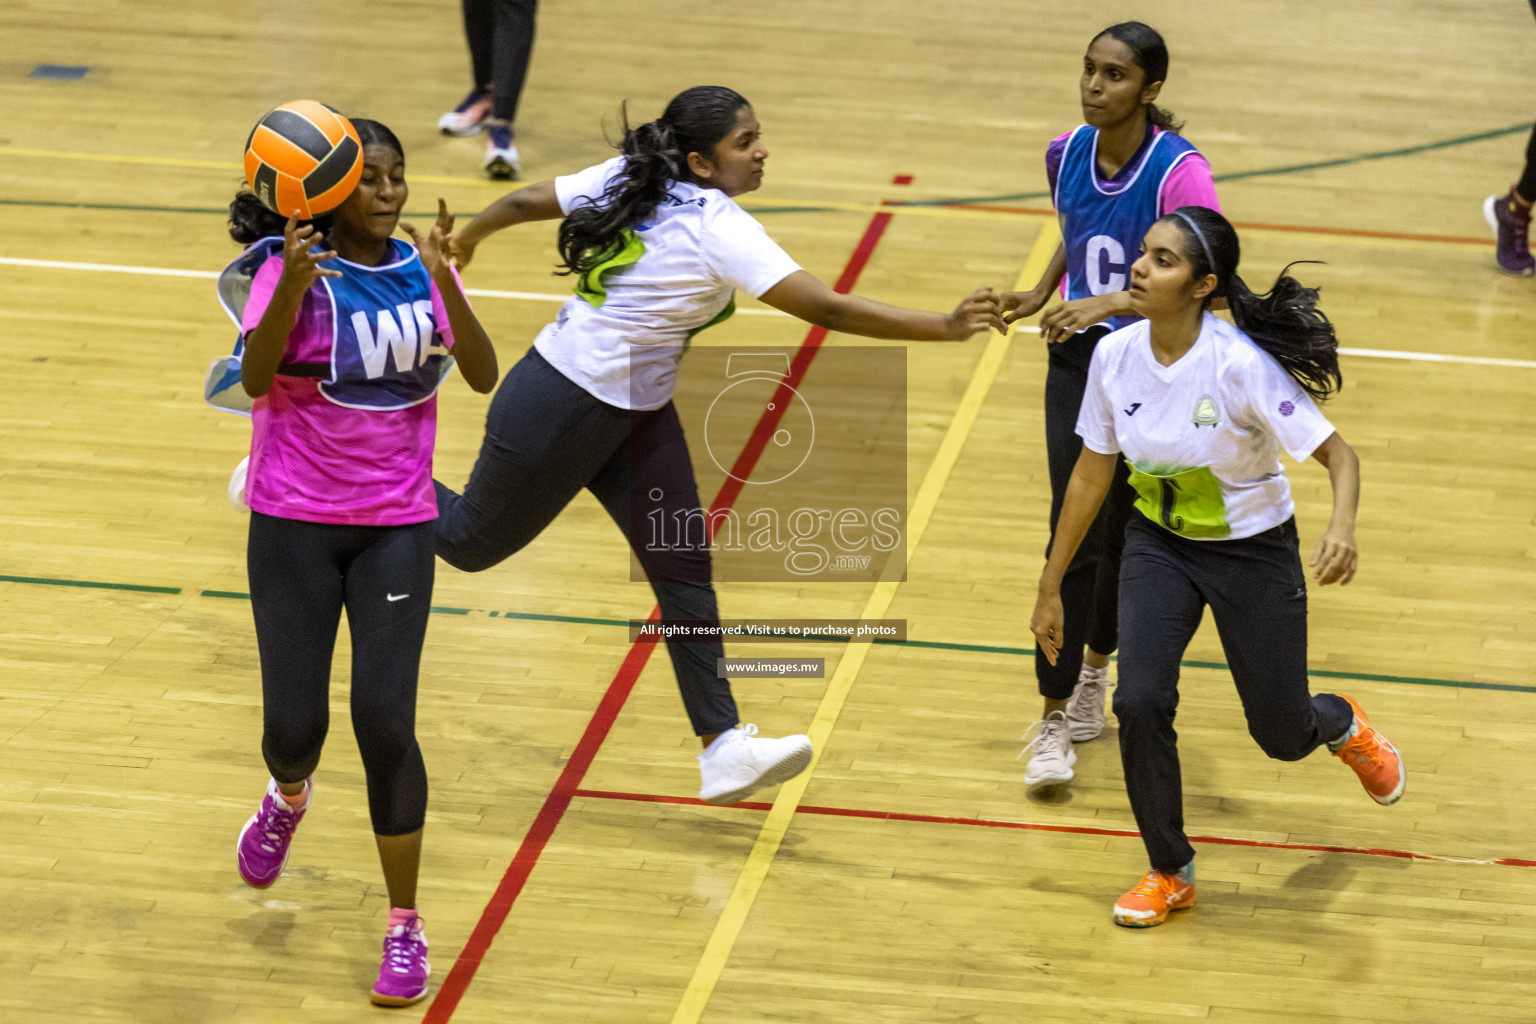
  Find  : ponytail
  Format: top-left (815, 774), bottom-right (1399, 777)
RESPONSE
top-left (556, 85), bottom-right (750, 281)
top-left (1146, 103), bottom-right (1183, 134)
top-left (1164, 206), bottom-right (1342, 402)
top-left (1225, 266), bottom-right (1342, 402)
top-left (556, 112), bottom-right (685, 280)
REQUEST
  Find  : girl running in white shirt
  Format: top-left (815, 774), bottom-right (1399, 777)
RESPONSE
top-left (1030, 205), bottom-right (1405, 928)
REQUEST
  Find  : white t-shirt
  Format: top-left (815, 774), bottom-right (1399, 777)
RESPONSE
top-left (1076, 312), bottom-right (1336, 541)
top-left (533, 156), bottom-right (802, 410)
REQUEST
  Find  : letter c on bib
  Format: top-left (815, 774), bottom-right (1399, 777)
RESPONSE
top-left (1085, 235), bottom-right (1127, 295)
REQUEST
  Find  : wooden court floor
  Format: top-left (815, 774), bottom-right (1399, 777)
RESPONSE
top-left (2, 1), bottom-right (1534, 1021)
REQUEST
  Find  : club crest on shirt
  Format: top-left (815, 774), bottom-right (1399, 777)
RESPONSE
top-left (1191, 393), bottom-right (1220, 428)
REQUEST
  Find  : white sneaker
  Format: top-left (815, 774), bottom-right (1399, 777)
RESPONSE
top-left (698, 725), bottom-right (814, 805)
top-left (1020, 711), bottom-right (1076, 792)
top-left (1065, 664), bottom-right (1109, 742)
top-left (228, 456), bottom-right (250, 513)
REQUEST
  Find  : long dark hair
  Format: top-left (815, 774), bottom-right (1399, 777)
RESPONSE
top-left (227, 117), bottom-right (404, 245)
top-left (556, 86), bottom-right (749, 280)
top-left (1162, 206), bottom-right (1342, 401)
top-left (1093, 22), bottom-right (1182, 134)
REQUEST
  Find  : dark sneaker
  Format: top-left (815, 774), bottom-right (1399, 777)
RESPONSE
top-left (1483, 188), bottom-right (1535, 277)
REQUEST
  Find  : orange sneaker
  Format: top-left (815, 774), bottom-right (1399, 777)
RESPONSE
top-left (1331, 695), bottom-right (1405, 806)
top-left (1113, 869), bottom-right (1196, 928)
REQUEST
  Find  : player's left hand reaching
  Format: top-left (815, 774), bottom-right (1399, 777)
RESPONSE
top-left (402, 198), bottom-right (457, 282)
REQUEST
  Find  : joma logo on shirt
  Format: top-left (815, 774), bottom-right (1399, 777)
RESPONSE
top-left (350, 302), bottom-right (448, 377)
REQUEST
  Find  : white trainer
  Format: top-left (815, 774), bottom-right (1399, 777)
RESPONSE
top-left (698, 725), bottom-right (814, 805)
top-left (1065, 664), bottom-right (1109, 742)
top-left (1021, 711), bottom-right (1076, 792)
top-left (228, 456), bottom-right (250, 513)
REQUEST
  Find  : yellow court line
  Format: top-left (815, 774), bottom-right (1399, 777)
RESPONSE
top-left (667, 219), bottom-right (1063, 1024)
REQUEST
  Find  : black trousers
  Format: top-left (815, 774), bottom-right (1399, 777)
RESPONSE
top-left (1520, 122), bottom-right (1536, 203)
top-left (248, 513), bottom-right (434, 836)
top-left (1114, 513), bottom-right (1354, 871)
top-left (434, 347), bottom-right (740, 736)
top-left (1037, 325), bottom-right (1137, 700)
top-left (462, 0), bottom-right (537, 123)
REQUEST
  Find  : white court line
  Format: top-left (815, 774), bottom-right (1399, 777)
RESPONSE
top-left (0, 256), bottom-right (790, 318)
top-left (7, 255), bottom-right (1536, 364)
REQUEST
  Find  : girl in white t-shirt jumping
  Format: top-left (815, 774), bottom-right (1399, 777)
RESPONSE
top-left (437, 85), bottom-right (1004, 806)
top-left (1029, 205), bottom-right (1405, 929)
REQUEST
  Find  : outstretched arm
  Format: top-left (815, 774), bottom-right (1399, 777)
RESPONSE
top-left (758, 270), bottom-right (1005, 341)
top-left (450, 181), bottom-right (565, 268)
top-left (1030, 446), bottom-right (1119, 664)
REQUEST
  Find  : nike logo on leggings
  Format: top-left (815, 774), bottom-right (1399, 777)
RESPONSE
top-left (387, 593), bottom-right (410, 602)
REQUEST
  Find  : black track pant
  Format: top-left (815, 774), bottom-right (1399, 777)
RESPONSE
top-left (1037, 326), bottom-right (1137, 700)
top-left (248, 513), bottom-right (434, 836)
top-left (1113, 513), bottom-right (1354, 871)
top-left (1519, 122), bottom-right (1536, 203)
top-left (434, 347), bottom-right (740, 736)
top-left (462, 0), bottom-right (537, 123)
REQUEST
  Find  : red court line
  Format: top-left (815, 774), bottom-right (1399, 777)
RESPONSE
top-left (935, 202), bottom-right (1496, 248)
top-left (571, 788), bottom-right (1536, 869)
top-left (422, 194), bottom-right (906, 1024)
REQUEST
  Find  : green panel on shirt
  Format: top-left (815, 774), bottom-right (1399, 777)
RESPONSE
top-left (1127, 462), bottom-right (1231, 539)
top-left (575, 229), bottom-right (647, 308)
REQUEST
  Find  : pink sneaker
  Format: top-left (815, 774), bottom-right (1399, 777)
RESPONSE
top-left (371, 913), bottom-right (431, 1007)
top-left (437, 89), bottom-right (493, 137)
top-left (236, 777), bottom-right (309, 889)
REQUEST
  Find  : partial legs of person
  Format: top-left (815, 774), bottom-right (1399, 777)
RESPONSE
top-left (587, 401), bottom-right (813, 804)
top-left (341, 520), bottom-right (435, 1006)
top-left (1206, 519), bottom-right (1404, 808)
top-left (1111, 516), bottom-right (1404, 929)
top-left (1483, 121), bottom-right (1536, 277)
top-left (240, 515), bottom-right (438, 1004)
top-left (1023, 328), bottom-right (1121, 792)
top-left (239, 512), bottom-right (338, 891)
top-left (484, 0), bottom-right (538, 178)
top-left (437, 0), bottom-right (497, 137)
top-left (1109, 514), bottom-right (1206, 927)
top-left (435, 349), bottom-right (812, 803)
top-left (434, 348), bottom-right (625, 573)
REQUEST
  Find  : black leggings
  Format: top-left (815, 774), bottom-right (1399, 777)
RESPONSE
top-left (1520, 122), bottom-right (1536, 203)
top-left (1037, 326), bottom-right (1137, 700)
top-left (248, 512), bottom-right (434, 836)
top-left (462, 0), bottom-right (537, 123)
top-left (1114, 513), bottom-right (1354, 871)
top-left (434, 347), bottom-right (740, 736)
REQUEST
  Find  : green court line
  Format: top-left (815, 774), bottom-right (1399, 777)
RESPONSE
top-left (888, 122), bottom-right (1534, 209)
top-left (0, 573), bottom-right (180, 595)
top-left (3, 574), bottom-right (1528, 695)
top-left (6, 122), bottom-right (1529, 221)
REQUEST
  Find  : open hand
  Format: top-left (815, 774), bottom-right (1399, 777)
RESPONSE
top-left (278, 213), bottom-right (340, 288)
top-left (1001, 287), bottom-right (1050, 326)
top-left (1039, 294), bottom-right (1115, 344)
top-left (942, 287), bottom-right (1008, 340)
top-left (402, 198), bottom-right (457, 280)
